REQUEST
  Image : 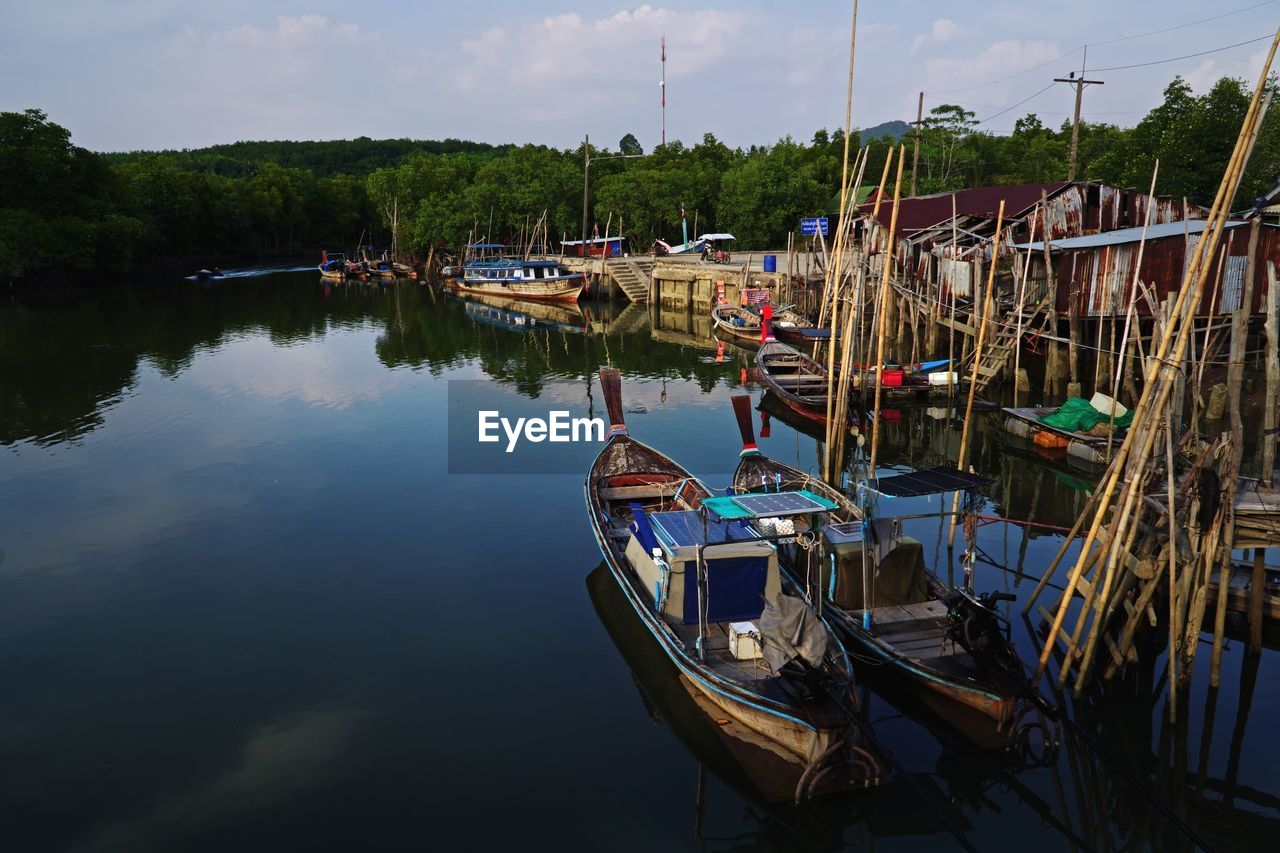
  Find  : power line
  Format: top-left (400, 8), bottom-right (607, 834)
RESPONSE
top-left (930, 49), bottom-right (1080, 95)
top-left (926, 0), bottom-right (1276, 95)
top-left (975, 82), bottom-right (1058, 124)
top-left (1083, 32), bottom-right (1274, 72)
top-left (960, 28), bottom-right (1269, 131)
top-left (1087, 0), bottom-right (1277, 47)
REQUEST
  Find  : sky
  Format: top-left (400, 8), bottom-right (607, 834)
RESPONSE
top-left (1, 1), bottom-right (1277, 152)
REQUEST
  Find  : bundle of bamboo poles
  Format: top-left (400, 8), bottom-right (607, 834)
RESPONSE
top-left (821, 147), bottom-right (887, 483)
top-left (864, 146), bottom-right (907, 477)
top-left (1028, 27), bottom-right (1280, 707)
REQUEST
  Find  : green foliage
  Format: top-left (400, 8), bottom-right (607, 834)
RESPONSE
top-left (619, 133), bottom-right (643, 156)
top-left (4, 73), bottom-right (1279, 283)
top-left (717, 138), bottom-right (824, 246)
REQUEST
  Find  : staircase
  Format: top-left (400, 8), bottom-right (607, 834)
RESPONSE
top-left (609, 258), bottom-right (655, 304)
top-left (971, 286), bottom-right (1057, 393)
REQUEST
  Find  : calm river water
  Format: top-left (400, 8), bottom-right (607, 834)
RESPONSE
top-left (0, 268), bottom-right (1274, 851)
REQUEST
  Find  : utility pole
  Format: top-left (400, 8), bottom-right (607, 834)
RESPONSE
top-left (581, 134), bottom-right (590, 259)
top-left (1055, 47), bottom-right (1104, 182)
top-left (910, 90), bottom-right (924, 197)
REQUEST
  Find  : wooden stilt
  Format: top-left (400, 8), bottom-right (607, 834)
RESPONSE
top-left (948, 201), bottom-right (1004, 548)
top-left (1263, 261), bottom-right (1278, 487)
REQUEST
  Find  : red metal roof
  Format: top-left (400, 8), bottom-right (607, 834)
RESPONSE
top-left (861, 182), bottom-right (1071, 234)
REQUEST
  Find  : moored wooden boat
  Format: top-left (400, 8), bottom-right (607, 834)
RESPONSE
top-left (728, 395), bottom-right (1042, 740)
top-left (585, 368), bottom-right (885, 797)
top-left (449, 258), bottom-right (586, 303)
top-left (756, 331), bottom-right (859, 430)
top-left (711, 301), bottom-right (811, 350)
top-left (318, 251), bottom-right (348, 280)
top-left (1206, 560), bottom-right (1280, 621)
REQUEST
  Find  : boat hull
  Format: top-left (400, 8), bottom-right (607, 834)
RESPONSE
top-left (448, 276), bottom-right (585, 304)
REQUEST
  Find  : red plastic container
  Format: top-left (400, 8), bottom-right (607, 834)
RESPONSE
top-left (881, 369), bottom-right (904, 387)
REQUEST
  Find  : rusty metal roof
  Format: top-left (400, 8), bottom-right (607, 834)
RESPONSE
top-left (860, 182), bottom-right (1070, 234)
top-left (1012, 219), bottom-right (1245, 252)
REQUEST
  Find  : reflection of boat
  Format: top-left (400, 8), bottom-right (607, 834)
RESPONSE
top-left (729, 395), bottom-right (1036, 735)
top-left (456, 293), bottom-right (589, 335)
top-left (448, 258), bottom-right (586, 303)
top-left (585, 369), bottom-right (884, 798)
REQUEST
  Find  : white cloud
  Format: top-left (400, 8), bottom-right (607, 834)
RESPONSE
top-left (911, 19), bottom-right (976, 55)
top-left (923, 40), bottom-right (1062, 104)
top-left (1183, 59), bottom-right (1221, 93)
top-left (455, 4), bottom-right (751, 98)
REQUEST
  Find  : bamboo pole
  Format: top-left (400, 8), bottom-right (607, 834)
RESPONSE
top-left (1166, 407), bottom-right (1179, 721)
top-left (1210, 218), bottom-right (1260, 683)
top-left (948, 200), bottom-right (1005, 548)
top-left (948, 194), bottom-right (958, 400)
top-left (818, 0), bottom-right (860, 331)
top-left (1012, 206), bottom-right (1038, 406)
top-left (1263, 261), bottom-right (1278, 487)
top-left (821, 146), bottom-right (867, 472)
top-left (826, 150), bottom-right (885, 480)
top-left (867, 144), bottom-right (907, 477)
top-left (1035, 26), bottom-right (1280, 683)
top-left (1107, 162), bottom-right (1159, 461)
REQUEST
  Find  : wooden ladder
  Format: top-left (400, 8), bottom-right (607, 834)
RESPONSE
top-left (972, 290), bottom-right (1056, 392)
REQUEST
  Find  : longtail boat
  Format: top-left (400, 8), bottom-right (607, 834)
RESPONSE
top-left (727, 395), bottom-right (1045, 741)
top-left (318, 251), bottom-right (349, 281)
top-left (755, 310), bottom-right (860, 429)
top-left (448, 258), bottom-right (586, 303)
top-left (585, 368), bottom-right (885, 798)
top-left (711, 301), bottom-right (812, 350)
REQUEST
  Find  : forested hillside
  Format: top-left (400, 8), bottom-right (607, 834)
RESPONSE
top-left (2, 74), bottom-right (1276, 282)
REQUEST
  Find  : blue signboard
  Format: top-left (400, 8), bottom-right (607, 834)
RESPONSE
top-left (801, 217), bottom-right (829, 236)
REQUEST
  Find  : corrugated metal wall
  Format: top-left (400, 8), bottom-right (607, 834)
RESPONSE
top-left (1051, 223), bottom-right (1277, 317)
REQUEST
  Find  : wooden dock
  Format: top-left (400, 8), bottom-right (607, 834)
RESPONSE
top-left (556, 250), bottom-right (816, 307)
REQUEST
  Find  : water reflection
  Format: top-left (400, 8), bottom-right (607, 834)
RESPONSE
top-left (0, 269), bottom-right (1276, 851)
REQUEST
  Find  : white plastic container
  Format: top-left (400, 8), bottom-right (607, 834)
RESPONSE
top-left (1090, 391), bottom-right (1129, 418)
top-left (928, 371), bottom-right (958, 386)
top-left (729, 622), bottom-right (763, 660)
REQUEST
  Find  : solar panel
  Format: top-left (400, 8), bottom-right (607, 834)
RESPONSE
top-left (870, 466), bottom-right (992, 498)
top-left (730, 491), bottom-right (833, 518)
top-left (823, 521), bottom-right (864, 546)
top-left (649, 510), bottom-right (756, 548)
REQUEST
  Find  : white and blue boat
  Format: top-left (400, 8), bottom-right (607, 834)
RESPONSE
top-left (585, 368), bottom-right (884, 799)
top-left (447, 250), bottom-right (586, 304)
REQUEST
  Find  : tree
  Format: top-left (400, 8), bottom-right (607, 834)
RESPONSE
top-left (917, 104), bottom-right (978, 192)
top-left (619, 133), bottom-right (643, 156)
top-left (717, 139), bottom-right (823, 247)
